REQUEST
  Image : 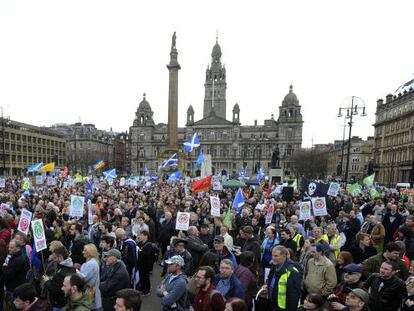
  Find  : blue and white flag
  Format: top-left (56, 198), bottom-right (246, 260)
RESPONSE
top-left (196, 151), bottom-right (204, 168)
top-left (239, 167), bottom-right (246, 180)
top-left (257, 167), bottom-right (265, 183)
top-left (103, 169), bottom-right (117, 180)
top-left (86, 178), bottom-right (93, 193)
top-left (168, 170), bottom-right (181, 182)
top-left (159, 153), bottom-right (178, 170)
top-left (232, 188), bottom-right (245, 214)
top-left (27, 163), bottom-right (44, 173)
top-left (184, 133), bottom-right (200, 153)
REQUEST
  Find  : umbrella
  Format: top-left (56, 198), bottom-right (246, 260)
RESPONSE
top-left (222, 179), bottom-right (246, 189)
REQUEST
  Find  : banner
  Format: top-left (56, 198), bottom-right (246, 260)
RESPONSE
top-left (87, 200), bottom-right (93, 225)
top-left (17, 208), bottom-right (33, 235)
top-left (0, 178), bottom-right (5, 188)
top-left (327, 182), bottom-right (340, 197)
top-left (175, 212), bottom-right (190, 231)
top-left (31, 219), bottom-right (47, 252)
top-left (210, 196), bottom-right (221, 217)
top-left (299, 201), bottom-right (312, 220)
top-left (70, 195), bottom-right (85, 218)
top-left (311, 197), bottom-right (328, 216)
top-left (301, 177), bottom-right (329, 197)
top-left (36, 175), bottom-right (43, 185)
top-left (47, 176), bottom-right (55, 186)
top-left (265, 203), bottom-right (274, 224)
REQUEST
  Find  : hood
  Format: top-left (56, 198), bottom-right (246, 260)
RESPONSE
top-left (59, 257), bottom-right (74, 268)
top-left (69, 293), bottom-right (91, 309)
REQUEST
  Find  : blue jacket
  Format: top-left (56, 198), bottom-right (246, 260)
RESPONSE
top-left (214, 273), bottom-right (245, 300)
top-left (261, 237), bottom-right (280, 262)
top-left (156, 272), bottom-right (188, 311)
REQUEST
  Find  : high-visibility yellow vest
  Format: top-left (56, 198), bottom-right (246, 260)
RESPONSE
top-left (277, 267), bottom-right (299, 309)
top-left (292, 234), bottom-right (303, 252)
top-left (323, 234), bottom-right (341, 259)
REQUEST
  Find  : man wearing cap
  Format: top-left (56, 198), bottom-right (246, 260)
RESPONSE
top-left (328, 264), bottom-right (365, 309)
top-left (304, 244), bottom-right (337, 298)
top-left (211, 235), bottom-right (237, 272)
top-left (330, 288), bottom-right (370, 311)
top-left (100, 248), bottom-right (130, 311)
top-left (162, 238), bottom-right (193, 276)
top-left (156, 255), bottom-right (188, 311)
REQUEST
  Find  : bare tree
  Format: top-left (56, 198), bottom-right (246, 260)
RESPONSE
top-left (290, 148), bottom-right (328, 179)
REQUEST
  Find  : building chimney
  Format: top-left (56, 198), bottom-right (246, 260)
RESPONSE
top-left (385, 94), bottom-right (393, 104)
top-left (376, 99), bottom-right (384, 107)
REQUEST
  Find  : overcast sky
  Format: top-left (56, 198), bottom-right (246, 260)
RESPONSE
top-left (0, 0), bottom-right (413, 147)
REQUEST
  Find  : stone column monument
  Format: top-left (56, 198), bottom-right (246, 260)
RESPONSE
top-left (167, 32), bottom-right (180, 149)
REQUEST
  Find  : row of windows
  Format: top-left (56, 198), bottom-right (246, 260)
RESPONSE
top-left (383, 117), bottom-right (412, 133)
top-left (0, 155), bottom-right (63, 164)
top-left (383, 132), bottom-right (410, 147)
top-left (0, 132), bottom-right (64, 147)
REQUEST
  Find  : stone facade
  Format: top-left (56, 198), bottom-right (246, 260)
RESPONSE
top-left (129, 40), bottom-right (303, 178)
top-left (374, 78), bottom-right (414, 186)
top-left (50, 123), bottom-right (116, 174)
top-left (0, 119), bottom-right (66, 175)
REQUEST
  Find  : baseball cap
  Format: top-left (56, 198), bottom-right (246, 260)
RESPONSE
top-left (214, 235), bottom-right (224, 243)
top-left (350, 288), bottom-right (369, 304)
top-left (165, 255), bottom-right (185, 267)
top-left (173, 239), bottom-right (187, 246)
top-left (104, 249), bottom-right (122, 260)
top-left (344, 264), bottom-right (363, 274)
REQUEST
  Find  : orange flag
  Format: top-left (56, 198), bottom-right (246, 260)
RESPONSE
top-left (191, 175), bottom-right (212, 194)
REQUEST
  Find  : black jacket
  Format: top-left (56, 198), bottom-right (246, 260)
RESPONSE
top-left (243, 236), bottom-right (262, 262)
top-left (100, 260), bottom-right (130, 311)
top-left (185, 236), bottom-right (209, 274)
top-left (44, 258), bottom-right (76, 308)
top-left (365, 273), bottom-right (407, 311)
top-left (70, 234), bottom-right (90, 265)
top-left (158, 219), bottom-right (176, 244)
top-left (3, 251), bottom-right (30, 291)
top-left (138, 241), bottom-right (155, 271)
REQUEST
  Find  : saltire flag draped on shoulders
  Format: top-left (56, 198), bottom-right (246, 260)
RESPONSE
top-left (301, 177), bottom-right (329, 198)
top-left (103, 169), bottom-right (117, 180)
top-left (27, 162), bottom-right (43, 173)
top-left (93, 160), bottom-right (105, 171)
top-left (233, 188), bottom-right (245, 214)
top-left (184, 133), bottom-right (200, 153)
top-left (363, 173), bottom-right (375, 187)
top-left (195, 151), bottom-right (204, 168)
top-left (38, 162), bottom-right (55, 173)
top-left (191, 175), bottom-right (212, 194)
top-left (159, 153), bottom-right (178, 170)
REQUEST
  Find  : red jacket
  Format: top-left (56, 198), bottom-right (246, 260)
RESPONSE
top-left (193, 285), bottom-right (225, 311)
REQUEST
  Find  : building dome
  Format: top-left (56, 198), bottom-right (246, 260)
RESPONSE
top-left (282, 85), bottom-right (299, 106)
top-left (138, 93), bottom-right (152, 111)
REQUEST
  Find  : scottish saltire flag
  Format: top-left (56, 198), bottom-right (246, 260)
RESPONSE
top-left (184, 133), bottom-right (200, 153)
top-left (103, 169), bottom-right (117, 180)
top-left (144, 166), bottom-right (149, 176)
top-left (159, 153), bottom-right (178, 170)
top-left (93, 160), bottom-right (105, 171)
top-left (239, 167), bottom-right (246, 179)
top-left (257, 167), bottom-right (265, 183)
top-left (196, 152), bottom-right (204, 168)
top-left (168, 170), bottom-right (181, 182)
top-left (86, 178), bottom-right (93, 193)
top-left (233, 188), bottom-right (245, 214)
top-left (27, 162), bottom-right (43, 173)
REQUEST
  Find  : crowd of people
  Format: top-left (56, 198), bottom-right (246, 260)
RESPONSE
top-left (0, 174), bottom-right (414, 311)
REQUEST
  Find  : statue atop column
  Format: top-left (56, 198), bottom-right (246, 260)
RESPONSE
top-left (171, 32), bottom-right (176, 50)
top-left (271, 146), bottom-right (280, 168)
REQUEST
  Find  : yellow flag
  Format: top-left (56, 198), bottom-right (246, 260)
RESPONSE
top-left (38, 162), bottom-right (55, 172)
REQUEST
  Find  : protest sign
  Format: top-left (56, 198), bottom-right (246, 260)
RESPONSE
top-left (31, 219), bottom-right (47, 252)
top-left (17, 208), bottom-right (33, 235)
top-left (299, 201), bottom-right (312, 220)
top-left (70, 195), bottom-right (85, 218)
top-left (210, 196), bottom-right (221, 217)
top-left (311, 197), bottom-right (328, 216)
top-left (265, 203), bottom-right (275, 224)
top-left (327, 182), bottom-right (340, 197)
top-left (175, 212), bottom-right (190, 231)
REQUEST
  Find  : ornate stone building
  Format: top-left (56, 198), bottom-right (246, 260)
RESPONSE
top-left (374, 78), bottom-right (414, 186)
top-left (129, 39), bottom-right (303, 178)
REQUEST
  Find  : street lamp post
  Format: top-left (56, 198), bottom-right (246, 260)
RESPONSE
top-left (337, 96), bottom-right (367, 183)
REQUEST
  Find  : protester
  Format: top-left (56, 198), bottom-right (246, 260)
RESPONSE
top-left (61, 274), bottom-right (91, 311)
top-left (214, 259), bottom-right (245, 300)
top-left (114, 289), bottom-right (142, 311)
top-left (80, 243), bottom-right (102, 310)
top-left (13, 283), bottom-right (50, 311)
top-left (193, 265), bottom-right (225, 311)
